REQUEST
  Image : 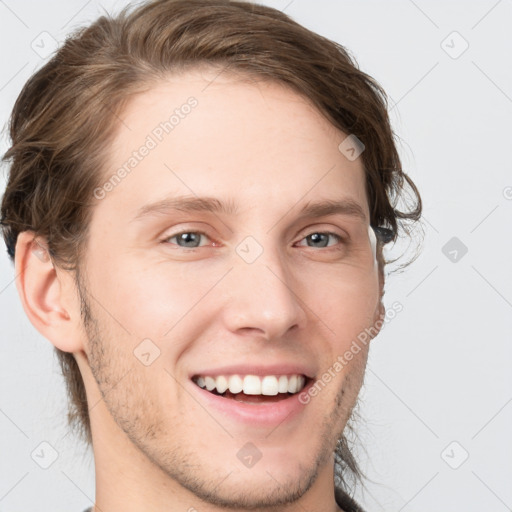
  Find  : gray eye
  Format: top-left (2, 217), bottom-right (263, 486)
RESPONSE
top-left (301, 232), bottom-right (341, 248)
top-left (170, 232), bottom-right (204, 248)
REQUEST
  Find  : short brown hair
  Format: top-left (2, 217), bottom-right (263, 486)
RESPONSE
top-left (0, 0), bottom-right (421, 492)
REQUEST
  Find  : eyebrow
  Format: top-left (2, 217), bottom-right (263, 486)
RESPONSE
top-left (133, 195), bottom-right (367, 223)
top-left (133, 195), bottom-right (239, 220)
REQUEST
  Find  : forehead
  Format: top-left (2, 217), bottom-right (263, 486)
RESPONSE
top-left (95, 68), bottom-right (369, 224)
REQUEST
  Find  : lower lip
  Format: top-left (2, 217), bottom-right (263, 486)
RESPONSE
top-left (190, 381), bottom-right (312, 426)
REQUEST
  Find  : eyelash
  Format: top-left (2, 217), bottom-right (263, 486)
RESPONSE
top-left (162, 230), bottom-right (346, 251)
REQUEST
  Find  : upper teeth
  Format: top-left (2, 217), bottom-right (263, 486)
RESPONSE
top-left (195, 374), bottom-right (306, 395)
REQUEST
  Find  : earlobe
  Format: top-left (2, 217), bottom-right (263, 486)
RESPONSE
top-left (14, 231), bottom-right (83, 353)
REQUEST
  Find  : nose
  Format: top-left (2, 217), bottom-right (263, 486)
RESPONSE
top-left (220, 245), bottom-right (307, 341)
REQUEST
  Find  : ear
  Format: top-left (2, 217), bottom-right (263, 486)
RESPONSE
top-left (370, 245), bottom-right (387, 339)
top-left (372, 268), bottom-right (386, 340)
top-left (375, 299), bottom-right (385, 325)
top-left (14, 231), bottom-right (84, 353)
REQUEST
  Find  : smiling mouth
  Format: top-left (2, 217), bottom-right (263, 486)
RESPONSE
top-left (192, 374), bottom-right (310, 403)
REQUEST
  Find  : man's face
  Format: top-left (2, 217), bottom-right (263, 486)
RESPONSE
top-left (74, 69), bottom-right (383, 508)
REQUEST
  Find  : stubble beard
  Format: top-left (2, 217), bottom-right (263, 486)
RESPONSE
top-left (77, 276), bottom-right (363, 510)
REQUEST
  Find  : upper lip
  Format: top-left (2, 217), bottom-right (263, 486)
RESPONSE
top-left (190, 363), bottom-right (316, 380)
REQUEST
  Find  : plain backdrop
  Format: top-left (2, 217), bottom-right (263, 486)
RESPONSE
top-left (1, 1), bottom-right (511, 511)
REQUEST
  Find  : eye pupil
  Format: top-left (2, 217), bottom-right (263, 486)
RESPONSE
top-left (308, 233), bottom-right (328, 248)
top-left (178, 232), bottom-right (201, 247)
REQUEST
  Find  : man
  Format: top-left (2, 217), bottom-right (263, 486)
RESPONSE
top-left (0, 1), bottom-right (421, 510)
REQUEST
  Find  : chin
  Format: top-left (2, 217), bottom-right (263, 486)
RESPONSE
top-left (191, 461), bottom-right (318, 509)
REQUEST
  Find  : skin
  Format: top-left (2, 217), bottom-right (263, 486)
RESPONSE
top-left (15, 68), bottom-right (384, 512)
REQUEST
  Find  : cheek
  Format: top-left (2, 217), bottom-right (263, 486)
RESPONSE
top-left (88, 246), bottom-right (380, 353)
top-left (89, 256), bottom-right (209, 342)
top-left (309, 269), bottom-right (381, 338)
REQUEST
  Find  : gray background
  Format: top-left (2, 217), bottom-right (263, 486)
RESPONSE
top-left (1, 1), bottom-right (511, 510)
